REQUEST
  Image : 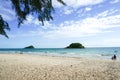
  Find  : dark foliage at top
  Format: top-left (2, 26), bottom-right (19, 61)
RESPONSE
top-left (0, 15), bottom-right (10, 38)
top-left (0, 0), bottom-right (66, 38)
top-left (66, 43), bottom-right (85, 48)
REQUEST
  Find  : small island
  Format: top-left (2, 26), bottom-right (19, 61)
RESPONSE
top-left (66, 43), bottom-right (85, 48)
top-left (24, 45), bottom-right (35, 49)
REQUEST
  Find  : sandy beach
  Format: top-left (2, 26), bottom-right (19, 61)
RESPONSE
top-left (0, 53), bottom-right (120, 80)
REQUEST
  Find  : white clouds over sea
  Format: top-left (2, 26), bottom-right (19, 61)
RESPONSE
top-left (0, 0), bottom-right (120, 47)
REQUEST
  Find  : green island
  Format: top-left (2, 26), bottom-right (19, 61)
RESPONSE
top-left (24, 45), bottom-right (35, 49)
top-left (66, 43), bottom-right (85, 48)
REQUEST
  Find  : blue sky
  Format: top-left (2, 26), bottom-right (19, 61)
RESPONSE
top-left (0, 0), bottom-right (120, 48)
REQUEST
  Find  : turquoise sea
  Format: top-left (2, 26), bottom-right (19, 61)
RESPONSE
top-left (0, 47), bottom-right (120, 60)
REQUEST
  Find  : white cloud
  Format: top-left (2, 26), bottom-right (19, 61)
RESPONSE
top-left (110, 0), bottom-right (120, 4)
top-left (85, 7), bottom-right (92, 11)
top-left (0, 1), bottom-right (15, 21)
top-left (12, 3), bottom-right (120, 40)
top-left (98, 15), bottom-right (120, 27)
top-left (23, 15), bottom-right (42, 26)
top-left (26, 15), bottom-right (34, 23)
top-left (86, 38), bottom-right (120, 47)
top-left (0, 14), bottom-right (13, 21)
top-left (53, 0), bottom-right (104, 9)
top-left (40, 14), bottom-right (120, 39)
top-left (53, 0), bottom-right (104, 15)
top-left (23, 15), bottom-right (55, 30)
top-left (18, 12), bottom-right (120, 39)
top-left (52, 0), bottom-right (64, 8)
top-left (104, 38), bottom-right (120, 43)
top-left (99, 38), bottom-right (120, 47)
top-left (96, 9), bottom-right (119, 18)
top-left (63, 7), bottom-right (74, 15)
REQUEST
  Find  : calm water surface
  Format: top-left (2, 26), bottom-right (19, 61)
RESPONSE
top-left (0, 47), bottom-right (120, 60)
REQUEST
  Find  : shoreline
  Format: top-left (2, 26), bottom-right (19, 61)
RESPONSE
top-left (0, 52), bottom-right (118, 61)
top-left (0, 47), bottom-right (119, 61)
top-left (0, 53), bottom-right (120, 80)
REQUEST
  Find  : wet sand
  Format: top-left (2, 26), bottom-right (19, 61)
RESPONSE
top-left (0, 53), bottom-right (120, 80)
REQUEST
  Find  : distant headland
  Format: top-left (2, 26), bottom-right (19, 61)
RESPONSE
top-left (24, 45), bottom-right (35, 49)
top-left (66, 43), bottom-right (85, 48)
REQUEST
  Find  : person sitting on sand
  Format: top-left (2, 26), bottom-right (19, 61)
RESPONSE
top-left (111, 54), bottom-right (116, 60)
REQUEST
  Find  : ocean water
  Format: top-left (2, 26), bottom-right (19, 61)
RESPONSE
top-left (0, 47), bottom-right (120, 60)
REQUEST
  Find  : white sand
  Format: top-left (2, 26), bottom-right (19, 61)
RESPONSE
top-left (0, 53), bottom-right (120, 80)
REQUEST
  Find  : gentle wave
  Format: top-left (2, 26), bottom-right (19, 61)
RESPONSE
top-left (0, 47), bottom-right (120, 60)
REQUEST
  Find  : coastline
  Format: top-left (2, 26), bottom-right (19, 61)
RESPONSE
top-left (0, 47), bottom-right (119, 60)
top-left (0, 53), bottom-right (120, 80)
